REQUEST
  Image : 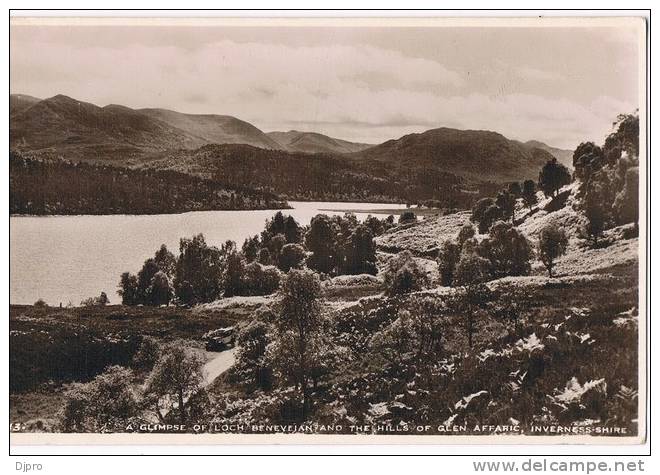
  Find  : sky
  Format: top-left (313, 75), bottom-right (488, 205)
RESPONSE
top-left (10, 19), bottom-right (642, 149)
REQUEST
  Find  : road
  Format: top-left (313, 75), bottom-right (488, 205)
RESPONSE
top-left (202, 347), bottom-right (238, 387)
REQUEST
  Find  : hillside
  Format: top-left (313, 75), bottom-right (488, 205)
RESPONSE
top-left (355, 127), bottom-right (556, 183)
top-left (136, 143), bottom-right (405, 203)
top-left (9, 94), bottom-right (204, 159)
top-left (524, 140), bottom-right (573, 169)
top-left (10, 94), bottom-right (41, 116)
top-left (267, 130), bottom-right (372, 154)
top-left (140, 108), bottom-right (282, 150)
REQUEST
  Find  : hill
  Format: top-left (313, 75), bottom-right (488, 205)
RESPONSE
top-left (267, 130), bottom-right (372, 154)
top-left (355, 127), bottom-right (556, 183)
top-left (10, 94), bottom-right (41, 116)
top-left (140, 108), bottom-right (282, 150)
top-left (524, 140), bottom-right (573, 169)
top-left (9, 94), bottom-right (204, 159)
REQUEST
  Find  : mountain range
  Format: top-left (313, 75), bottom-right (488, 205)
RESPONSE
top-left (10, 93), bottom-right (573, 203)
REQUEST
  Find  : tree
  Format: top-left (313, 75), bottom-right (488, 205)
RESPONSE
top-left (305, 215), bottom-right (338, 274)
top-left (268, 233), bottom-right (287, 263)
top-left (480, 221), bottom-right (533, 277)
top-left (242, 235), bottom-right (261, 262)
top-left (61, 366), bottom-right (139, 432)
top-left (480, 204), bottom-right (503, 233)
top-left (118, 272), bottom-right (139, 306)
top-left (495, 190), bottom-right (516, 224)
top-left (278, 243), bottom-right (306, 272)
top-left (471, 198), bottom-right (495, 227)
top-left (539, 158), bottom-right (572, 198)
top-left (284, 216), bottom-right (302, 243)
top-left (144, 342), bottom-right (206, 424)
top-left (223, 247), bottom-right (246, 297)
top-left (274, 270), bottom-right (324, 414)
top-left (257, 247), bottom-right (271, 265)
top-left (154, 244), bottom-right (177, 280)
top-left (573, 142), bottom-right (604, 180)
top-left (243, 262), bottom-right (281, 295)
top-left (232, 319), bottom-right (273, 391)
top-left (583, 187), bottom-right (607, 247)
top-left (447, 283), bottom-right (492, 348)
top-left (614, 167), bottom-right (639, 225)
top-left (537, 224), bottom-right (569, 277)
top-left (522, 179), bottom-right (538, 210)
top-left (437, 240), bottom-right (461, 286)
top-left (384, 250), bottom-right (429, 295)
top-left (603, 113), bottom-right (639, 165)
top-left (150, 271), bottom-right (171, 306)
top-left (173, 234), bottom-right (223, 305)
top-left (341, 224), bottom-right (377, 275)
top-left (137, 258), bottom-right (160, 303)
top-left (508, 182), bottom-right (522, 197)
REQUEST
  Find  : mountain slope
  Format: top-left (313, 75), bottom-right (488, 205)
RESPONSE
top-left (524, 140), bottom-right (573, 169)
top-left (10, 95), bottom-right (204, 159)
top-left (355, 127), bottom-right (556, 183)
top-left (10, 94), bottom-right (41, 116)
top-left (140, 108), bottom-right (282, 150)
top-left (267, 130), bottom-right (372, 154)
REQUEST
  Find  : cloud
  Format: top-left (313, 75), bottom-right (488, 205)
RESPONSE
top-left (10, 35), bottom-right (637, 149)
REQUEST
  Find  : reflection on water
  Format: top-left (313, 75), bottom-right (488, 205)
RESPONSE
top-left (10, 201), bottom-right (406, 305)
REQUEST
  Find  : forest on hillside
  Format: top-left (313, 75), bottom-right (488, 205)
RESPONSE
top-left (9, 152), bottom-right (289, 215)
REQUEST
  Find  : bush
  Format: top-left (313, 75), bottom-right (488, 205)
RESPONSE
top-left (132, 337), bottom-right (161, 372)
top-left (454, 251), bottom-right (490, 286)
top-left (437, 240), bottom-right (461, 286)
top-left (243, 262), bottom-right (281, 296)
top-left (479, 221), bottom-right (533, 278)
top-left (384, 251), bottom-right (429, 295)
top-left (399, 211), bottom-right (417, 223)
top-left (340, 224), bottom-right (377, 275)
top-left (60, 365), bottom-right (139, 433)
top-left (33, 298), bottom-right (47, 308)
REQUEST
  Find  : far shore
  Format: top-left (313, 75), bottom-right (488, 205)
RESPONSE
top-left (319, 207), bottom-right (446, 216)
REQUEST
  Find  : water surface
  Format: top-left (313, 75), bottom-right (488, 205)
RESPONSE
top-left (10, 201), bottom-right (406, 305)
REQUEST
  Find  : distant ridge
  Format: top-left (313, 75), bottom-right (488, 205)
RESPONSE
top-left (267, 130), bottom-right (372, 154)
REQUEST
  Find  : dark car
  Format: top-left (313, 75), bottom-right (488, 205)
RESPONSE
top-left (203, 327), bottom-right (236, 352)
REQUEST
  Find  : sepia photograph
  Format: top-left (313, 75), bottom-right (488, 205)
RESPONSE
top-left (8, 13), bottom-right (647, 447)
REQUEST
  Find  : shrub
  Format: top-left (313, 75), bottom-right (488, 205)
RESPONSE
top-left (437, 240), bottom-right (461, 286)
top-left (479, 221), bottom-right (533, 278)
top-left (537, 224), bottom-right (569, 278)
top-left (231, 319), bottom-right (274, 391)
top-left (480, 204), bottom-right (503, 233)
top-left (522, 179), bottom-right (538, 210)
top-left (33, 298), bottom-right (47, 308)
top-left (80, 292), bottom-right (110, 307)
top-left (243, 262), bottom-right (281, 296)
top-left (60, 365), bottom-right (139, 432)
top-left (132, 337), bottom-right (161, 372)
top-left (495, 190), bottom-right (516, 223)
top-left (384, 251), bottom-right (429, 295)
top-left (471, 198), bottom-right (494, 226)
top-left (399, 210), bottom-right (417, 223)
top-left (454, 251), bottom-right (490, 286)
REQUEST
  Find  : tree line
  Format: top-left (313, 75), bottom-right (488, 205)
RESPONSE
top-left (118, 211), bottom-right (394, 307)
top-left (9, 152), bottom-right (288, 215)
